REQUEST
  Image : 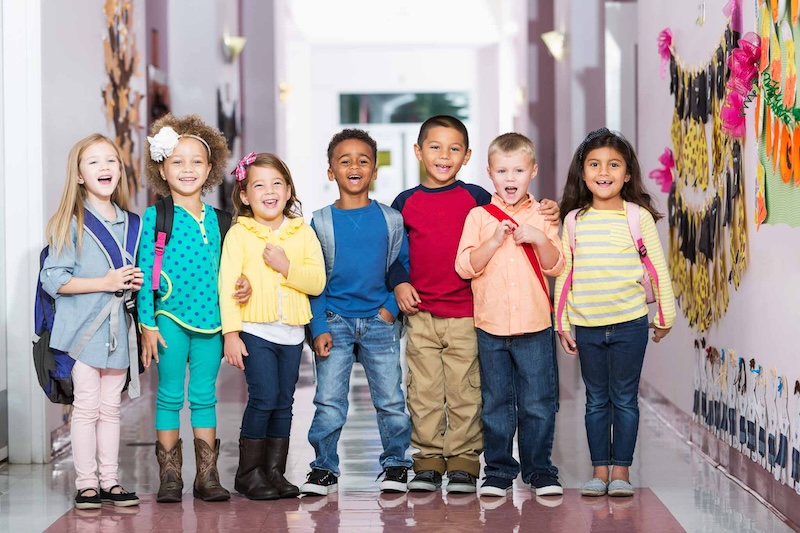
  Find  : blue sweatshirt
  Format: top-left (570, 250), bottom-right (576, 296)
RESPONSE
top-left (308, 201), bottom-right (409, 339)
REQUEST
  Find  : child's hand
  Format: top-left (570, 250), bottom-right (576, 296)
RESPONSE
top-left (263, 244), bottom-right (290, 277)
top-left (395, 283), bottom-right (421, 315)
top-left (492, 220), bottom-right (514, 245)
top-left (538, 198), bottom-right (561, 223)
top-left (379, 307), bottom-right (396, 324)
top-left (128, 267), bottom-right (144, 291)
top-left (513, 224), bottom-right (546, 245)
top-left (559, 331), bottom-right (578, 356)
top-left (313, 333), bottom-right (333, 358)
top-left (223, 332), bottom-right (248, 370)
top-left (105, 265), bottom-right (140, 293)
top-left (233, 275), bottom-right (252, 304)
top-left (650, 324), bottom-right (671, 343)
top-left (141, 328), bottom-right (167, 368)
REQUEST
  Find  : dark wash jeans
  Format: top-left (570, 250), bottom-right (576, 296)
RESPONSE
top-left (575, 315), bottom-right (649, 467)
top-left (240, 332), bottom-right (302, 439)
top-left (477, 327), bottom-right (559, 484)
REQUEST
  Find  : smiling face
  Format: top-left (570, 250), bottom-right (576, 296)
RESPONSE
top-left (78, 141), bottom-right (122, 204)
top-left (414, 126), bottom-right (472, 188)
top-left (159, 137), bottom-right (211, 200)
top-left (488, 150), bottom-right (538, 208)
top-left (582, 146), bottom-right (630, 210)
top-left (327, 138), bottom-right (377, 203)
top-left (240, 165), bottom-right (291, 229)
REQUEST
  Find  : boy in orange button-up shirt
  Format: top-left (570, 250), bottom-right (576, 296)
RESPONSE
top-left (455, 133), bottom-right (564, 498)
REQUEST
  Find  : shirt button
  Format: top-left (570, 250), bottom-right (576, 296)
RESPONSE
top-left (512, 306), bottom-right (517, 310)
top-left (509, 258), bottom-right (514, 263)
top-left (511, 282), bottom-right (516, 287)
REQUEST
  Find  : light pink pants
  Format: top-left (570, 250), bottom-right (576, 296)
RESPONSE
top-left (70, 360), bottom-right (127, 490)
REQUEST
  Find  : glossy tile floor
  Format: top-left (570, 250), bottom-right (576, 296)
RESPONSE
top-left (1, 349), bottom-right (795, 532)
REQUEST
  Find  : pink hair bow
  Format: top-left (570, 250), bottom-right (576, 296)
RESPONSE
top-left (657, 28), bottom-right (673, 80)
top-left (648, 148), bottom-right (675, 193)
top-left (232, 152), bottom-right (257, 186)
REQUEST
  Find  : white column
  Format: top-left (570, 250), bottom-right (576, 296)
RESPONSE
top-left (3, 0), bottom-right (48, 463)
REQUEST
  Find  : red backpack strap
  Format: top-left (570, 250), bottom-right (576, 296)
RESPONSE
top-left (556, 209), bottom-right (579, 334)
top-left (625, 202), bottom-right (665, 327)
top-left (482, 204), bottom-right (553, 312)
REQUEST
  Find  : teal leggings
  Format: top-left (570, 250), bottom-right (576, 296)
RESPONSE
top-left (154, 315), bottom-right (223, 431)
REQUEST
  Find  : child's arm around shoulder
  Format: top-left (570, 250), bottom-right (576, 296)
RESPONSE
top-left (455, 207), bottom-right (513, 278)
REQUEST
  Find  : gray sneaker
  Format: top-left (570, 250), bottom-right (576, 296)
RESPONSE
top-left (579, 477), bottom-right (608, 497)
top-left (407, 470), bottom-right (442, 492)
top-left (607, 479), bottom-right (634, 497)
top-left (446, 471), bottom-right (477, 494)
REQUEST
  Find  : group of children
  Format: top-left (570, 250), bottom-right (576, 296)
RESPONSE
top-left (41, 112), bottom-right (675, 509)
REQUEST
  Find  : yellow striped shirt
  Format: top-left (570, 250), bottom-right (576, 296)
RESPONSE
top-left (554, 202), bottom-right (676, 331)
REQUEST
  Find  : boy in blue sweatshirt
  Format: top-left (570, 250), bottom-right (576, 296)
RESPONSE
top-left (301, 129), bottom-right (412, 495)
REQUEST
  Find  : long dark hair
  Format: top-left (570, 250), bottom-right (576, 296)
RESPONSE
top-left (559, 128), bottom-right (661, 221)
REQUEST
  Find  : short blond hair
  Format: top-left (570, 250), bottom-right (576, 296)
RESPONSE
top-left (488, 132), bottom-right (536, 165)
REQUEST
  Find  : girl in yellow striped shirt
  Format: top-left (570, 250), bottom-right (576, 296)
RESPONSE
top-left (554, 128), bottom-right (675, 498)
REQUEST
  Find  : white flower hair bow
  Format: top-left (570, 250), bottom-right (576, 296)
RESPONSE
top-left (147, 126), bottom-right (181, 162)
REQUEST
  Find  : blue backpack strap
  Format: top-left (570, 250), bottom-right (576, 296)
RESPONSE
top-left (312, 206), bottom-right (335, 281)
top-left (376, 202), bottom-right (404, 273)
top-left (125, 212), bottom-right (141, 265)
top-left (83, 210), bottom-right (125, 268)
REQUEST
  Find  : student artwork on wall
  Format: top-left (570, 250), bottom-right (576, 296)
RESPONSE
top-left (658, 0), bottom-right (748, 332)
top-left (102, 0), bottom-right (144, 197)
top-left (753, 0), bottom-right (800, 227)
top-left (691, 340), bottom-right (799, 491)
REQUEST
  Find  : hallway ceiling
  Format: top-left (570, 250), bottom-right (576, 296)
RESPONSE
top-left (288, 0), bottom-right (501, 45)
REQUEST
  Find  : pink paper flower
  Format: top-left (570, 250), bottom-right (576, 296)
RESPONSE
top-left (657, 28), bottom-right (673, 80)
top-left (721, 31), bottom-right (760, 138)
top-left (648, 148), bottom-right (675, 193)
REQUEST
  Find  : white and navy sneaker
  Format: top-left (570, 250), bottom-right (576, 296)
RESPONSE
top-left (378, 466), bottom-right (408, 493)
top-left (300, 469), bottom-right (338, 496)
top-left (479, 476), bottom-right (513, 497)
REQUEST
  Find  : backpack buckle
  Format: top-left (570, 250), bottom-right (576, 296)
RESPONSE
top-left (638, 244), bottom-right (647, 257)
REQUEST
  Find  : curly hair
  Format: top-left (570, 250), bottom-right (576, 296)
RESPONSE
top-left (144, 114), bottom-right (231, 197)
top-left (326, 128), bottom-right (377, 165)
top-left (559, 128), bottom-right (661, 222)
top-left (231, 153), bottom-right (303, 221)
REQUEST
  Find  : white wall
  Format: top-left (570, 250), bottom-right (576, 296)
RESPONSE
top-left (284, 43), bottom-right (492, 217)
top-left (637, 3), bottom-right (800, 415)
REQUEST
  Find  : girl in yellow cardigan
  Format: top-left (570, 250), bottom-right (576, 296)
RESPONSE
top-left (219, 152), bottom-right (325, 500)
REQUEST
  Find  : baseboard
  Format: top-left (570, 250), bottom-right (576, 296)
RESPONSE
top-left (640, 380), bottom-right (800, 531)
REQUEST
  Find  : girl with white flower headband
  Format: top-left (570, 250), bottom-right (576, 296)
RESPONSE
top-left (137, 114), bottom-right (247, 503)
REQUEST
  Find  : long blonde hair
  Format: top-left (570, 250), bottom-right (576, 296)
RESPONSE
top-left (46, 134), bottom-right (130, 254)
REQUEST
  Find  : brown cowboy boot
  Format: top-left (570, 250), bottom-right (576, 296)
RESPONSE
top-left (193, 438), bottom-right (231, 501)
top-left (234, 437), bottom-right (279, 500)
top-left (155, 439), bottom-right (183, 503)
top-left (263, 437), bottom-right (300, 498)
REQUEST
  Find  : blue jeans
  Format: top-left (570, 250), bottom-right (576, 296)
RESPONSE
top-left (477, 327), bottom-right (558, 483)
top-left (239, 332), bottom-right (302, 439)
top-left (575, 315), bottom-right (649, 467)
top-left (308, 312), bottom-right (412, 476)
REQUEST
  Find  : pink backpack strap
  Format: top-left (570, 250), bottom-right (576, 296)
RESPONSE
top-left (556, 209), bottom-right (580, 334)
top-left (151, 231), bottom-right (167, 291)
top-left (625, 202), bottom-right (665, 327)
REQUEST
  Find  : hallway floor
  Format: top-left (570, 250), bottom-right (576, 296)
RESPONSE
top-left (1, 350), bottom-right (795, 532)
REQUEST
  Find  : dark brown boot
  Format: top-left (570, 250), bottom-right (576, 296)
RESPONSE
top-left (235, 437), bottom-right (279, 500)
top-left (155, 439), bottom-right (183, 503)
top-left (264, 437), bottom-right (300, 498)
top-left (192, 438), bottom-right (230, 502)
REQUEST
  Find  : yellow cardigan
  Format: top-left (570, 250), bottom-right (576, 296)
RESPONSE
top-left (219, 216), bottom-right (325, 334)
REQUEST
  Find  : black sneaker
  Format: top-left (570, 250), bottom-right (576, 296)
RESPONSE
top-left (446, 470), bottom-right (477, 494)
top-left (377, 466), bottom-right (408, 493)
top-left (478, 476), bottom-right (513, 497)
top-left (532, 473), bottom-right (563, 496)
top-left (407, 470), bottom-right (442, 492)
top-left (300, 469), bottom-right (338, 496)
top-left (75, 488), bottom-right (102, 510)
top-left (99, 485), bottom-right (140, 507)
